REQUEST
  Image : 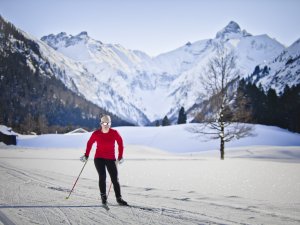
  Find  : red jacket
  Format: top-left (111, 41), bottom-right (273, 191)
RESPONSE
top-left (85, 128), bottom-right (124, 160)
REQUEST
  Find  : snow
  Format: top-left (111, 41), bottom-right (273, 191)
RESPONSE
top-left (0, 125), bottom-right (18, 136)
top-left (254, 37), bottom-right (300, 94)
top-left (134, 88), bottom-right (173, 122)
top-left (1, 124), bottom-right (300, 224)
top-left (16, 124), bottom-right (300, 153)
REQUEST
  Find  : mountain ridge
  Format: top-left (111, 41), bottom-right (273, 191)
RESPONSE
top-left (40, 21), bottom-right (291, 124)
top-left (2, 15), bottom-right (299, 125)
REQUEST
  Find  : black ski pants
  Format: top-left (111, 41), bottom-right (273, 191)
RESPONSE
top-left (94, 158), bottom-right (121, 199)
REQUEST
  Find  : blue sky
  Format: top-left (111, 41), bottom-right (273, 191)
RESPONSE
top-left (1, 0), bottom-right (300, 56)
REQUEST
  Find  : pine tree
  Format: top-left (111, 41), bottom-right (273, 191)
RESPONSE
top-left (155, 120), bottom-right (160, 127)
top-left (279, 84), bottom-right (300, 132)
top-left (265, 88), bottom-right (279, 125)
top-left (253, 65), bottom-right (260, 75)
top-left (162, 116), bottom-right (170, 126)
top-left (177, 107), bottom-right (187, 124)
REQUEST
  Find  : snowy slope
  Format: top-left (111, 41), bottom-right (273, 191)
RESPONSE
top-left (248, 38), bottom-right (300, 94)
top-left (1, 146), bottom-right (299, 225)
top-left (41, 31), bottom-right (154, 124)
top-left (136, 21), bottom-right (285, 120)
top-left (41, 32), bottom-right (148, 74)
top-left (16, 124), bottom-right (300, 152)
top-left (19, 31), bottom-right (150, 125)
top-left (1, 124), bottom-right (300, 224)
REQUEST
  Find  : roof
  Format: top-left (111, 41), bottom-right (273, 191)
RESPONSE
top-left (0, 125), bottom-right (18, 136)
top-left (65, 128), bottom-right (89, 134)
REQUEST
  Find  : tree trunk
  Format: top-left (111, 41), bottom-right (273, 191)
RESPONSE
top-left (220, 137), bottom-right (225, 160)
top-left (220, 102), bottom-right (225, 160)
top-left (220, 112), bottom-right (225, 160)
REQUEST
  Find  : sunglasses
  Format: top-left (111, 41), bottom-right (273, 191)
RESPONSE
top-left (101, 122), bottom-right (111, 126)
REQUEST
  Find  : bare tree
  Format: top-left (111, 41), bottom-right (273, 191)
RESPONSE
top-left (191, 44), bottom-right (254, 160)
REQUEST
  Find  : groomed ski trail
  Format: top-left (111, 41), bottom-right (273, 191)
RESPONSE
top-left (1, 149), bottom-right (300, 225)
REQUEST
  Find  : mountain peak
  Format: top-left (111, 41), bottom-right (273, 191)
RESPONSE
top-left (185, 41), bottom-right (192, 47)
top-left (76, 31), bottom-right (89, 39)
top-left (57, 32), bottom-right (67, 37)
top-left (216, 21), bottom-right (251, 39)
top-left (41, 31), bottom-right (95, 49)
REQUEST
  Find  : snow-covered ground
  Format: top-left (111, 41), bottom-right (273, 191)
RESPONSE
top-left (0, 124), bottom-right (300, 224)
top-left (16, 124), bottom-right (300, 153)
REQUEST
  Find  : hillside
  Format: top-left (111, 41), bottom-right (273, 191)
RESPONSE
top-left (0, 15), bottom-right (131, 134)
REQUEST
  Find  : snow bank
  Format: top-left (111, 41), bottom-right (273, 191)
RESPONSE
top-left (17, 124), bottom-right (300, 153)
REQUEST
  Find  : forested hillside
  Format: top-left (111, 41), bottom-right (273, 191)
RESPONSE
top-left (0, 16), bottom-right (132, 134)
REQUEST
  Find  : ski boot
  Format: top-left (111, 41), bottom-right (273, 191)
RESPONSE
top-left (117, 197), bottom-right (128, 206)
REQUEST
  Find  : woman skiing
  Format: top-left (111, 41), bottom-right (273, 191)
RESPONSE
top-left (80, 115), bottom-right (128, 206)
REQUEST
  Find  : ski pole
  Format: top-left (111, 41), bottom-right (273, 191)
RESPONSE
top-left (107, 159), bottom-right (122, 198)
top-left (107, 182), bottom-right (113, 198)
top-left (65, 160), bottom-right (88, 199)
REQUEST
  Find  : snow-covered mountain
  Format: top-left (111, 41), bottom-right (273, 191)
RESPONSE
top-left (41, 31), bottom-right (152, 124)
top-left (39, 34), bottom-right (149, 125)
top-left (4, 17), bottom-right (298, 125)
top-left (247, 38), bottom-right (300, 94)
top-left (41, 21), bottom-right (292, 124)
top-left (30, 31), bottom-right (149, 125)
top-left (0, 15), bottom-right (135, 129)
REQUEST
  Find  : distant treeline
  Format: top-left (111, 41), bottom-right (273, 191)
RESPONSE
top-left (236, 79), bottom-right (300, 133)
top-left (192, 79), bottom-right (300, 133)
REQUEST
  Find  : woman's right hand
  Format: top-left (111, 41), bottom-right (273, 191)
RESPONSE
top-left (80, 155), bottom-right (88, 162)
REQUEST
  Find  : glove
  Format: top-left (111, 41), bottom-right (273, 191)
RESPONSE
top-left (117, 158), bottom-right (124, 164)
top-left (80, 155), bottom-right (88, 162)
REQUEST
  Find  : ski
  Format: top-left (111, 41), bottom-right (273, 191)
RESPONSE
top-left (119, 203), bottom-right (130, 207)
top-left (109, 203), bottom-right (131, 208)
top-left (101, 201), bottom-right (130, 211)
top-left (117, 203), bottom-right (130, 207)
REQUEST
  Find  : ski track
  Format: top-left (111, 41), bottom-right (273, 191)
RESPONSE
top-left (0, 158), bottom-right (300, 225)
